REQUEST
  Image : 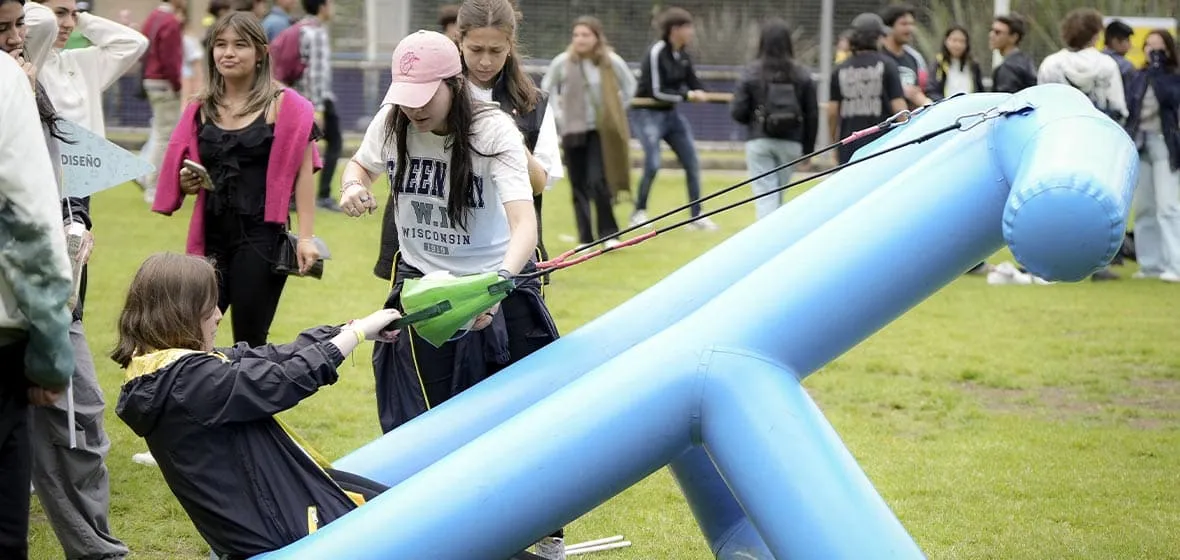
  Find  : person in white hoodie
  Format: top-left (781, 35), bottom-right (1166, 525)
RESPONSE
top-left (1038, 8), bottom-right (1129, 124)
top-left (21, 2), bottom-right (143, 558)
top-left (1038, 8), bottom-right (1128, 282)
top-left (0, 34), bottom-right (77, 560)
top-left (28, 0), bottom-right (146, 135)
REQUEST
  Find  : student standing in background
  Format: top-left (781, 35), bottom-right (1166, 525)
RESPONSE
top-left (989, 13), bottom-right (1038, 94)
top-left (925, 25), bottom-right (984, 100)
top-left (730, 17), bottom-right (818, 221)
top-left (543, 15), bottom-right (634, 247)
top-left (261, 0), bottom-right (296, 41)
top-left (24, 1), bottom-right (144, 557)
top-left (295, 0), bottom-right (343, 212)
top-left (631, 6), bottom-right (718, 231)
top-left (139, 0), bottom-right (187, 205)
top-left (829, 13), bottom-right (906, 164)
top-left (879, 3), bottom-right (930, 109)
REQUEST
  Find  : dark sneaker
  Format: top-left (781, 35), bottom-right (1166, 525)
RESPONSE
top-left (1091, 268), bottom-right (1120, 281)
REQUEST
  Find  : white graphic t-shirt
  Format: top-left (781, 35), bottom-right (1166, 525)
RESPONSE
top-left (468, 80), bottom-right (564, 189)
top-left (354, 104), bottom-right (533, 276)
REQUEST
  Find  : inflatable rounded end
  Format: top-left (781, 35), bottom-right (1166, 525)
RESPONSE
top-left (1003, 175), bottom-right (1124, 282)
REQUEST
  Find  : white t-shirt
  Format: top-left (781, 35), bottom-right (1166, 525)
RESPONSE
top-left (467, 80), bottom-right (564, 189)
top-left (182, 35), bottom-right (203, 80)
top-left (354, 104), bottom-right (534, 276)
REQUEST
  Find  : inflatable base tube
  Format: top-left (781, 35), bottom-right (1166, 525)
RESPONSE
top-left (256, 87), bottom-right (1136, 560)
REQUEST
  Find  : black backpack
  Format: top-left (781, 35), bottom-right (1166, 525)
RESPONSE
top-left (756, 77), bottom-right (803, 139)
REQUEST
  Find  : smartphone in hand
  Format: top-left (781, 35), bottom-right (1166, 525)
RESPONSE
top-left (182, 159), bottom-right (216, 191)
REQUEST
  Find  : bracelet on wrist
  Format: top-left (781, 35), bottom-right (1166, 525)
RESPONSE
top-left (351, 328), bottom-right (366, 345)
top-left (340, 180), bottom-right (365, 194)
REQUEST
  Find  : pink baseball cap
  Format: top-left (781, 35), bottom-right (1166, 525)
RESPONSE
top-left (383, 30), bottom-right (463, 109)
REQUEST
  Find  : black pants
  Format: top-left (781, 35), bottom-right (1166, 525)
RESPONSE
top-left (206, 215), bottom-right (288, 347)
top-left (374, 257), bottom-right (560, 433)
top-left (0, 340), bottom-right (30, 560)
top-left (416, 291), bottom-right (554, 409)
top-left (214, 470), bottom-right (386, 560)
top-left (563, 131), bottom-right (620, 244)
top-left (317, 100), bottom-right (342, 200)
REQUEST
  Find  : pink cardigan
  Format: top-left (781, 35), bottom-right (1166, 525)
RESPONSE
top-left (152, 89), bottom-right (323, 256)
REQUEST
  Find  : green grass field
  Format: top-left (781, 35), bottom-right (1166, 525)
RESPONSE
top-left (27, 169), bottom-right (1180, 559)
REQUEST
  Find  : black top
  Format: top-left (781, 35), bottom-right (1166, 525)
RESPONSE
top-left (992, 50), bottom-right (1038, 94)
top-left (883, 48), bottom-right (922, 90)
top-left (730, 61), bottom-right (820, 153)
top-left (196, 99), bottom-right (321, 222)
top-left (830, 51), bottom-right (905, 163)
top-left (635, 40), bottom-right (705, 110)
top-left (199, 113), bottom-right (275, 219)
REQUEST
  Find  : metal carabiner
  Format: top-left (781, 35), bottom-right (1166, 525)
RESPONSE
top-left (880, 109), bottom-right (913, 130)
top-left (955, 107), bottom-right (998, 131)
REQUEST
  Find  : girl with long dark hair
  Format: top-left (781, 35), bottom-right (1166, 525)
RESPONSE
top-left (340, 29), bottom-right (557, 435)
top-left (730, 17), bottom-right (818, 221)
top-left (925, 24), bottom-right (984, 100)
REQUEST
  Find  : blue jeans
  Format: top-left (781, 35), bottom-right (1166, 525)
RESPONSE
top-left (1135, 131), bottom-right (1180, 276)
top-left (745, 138), bottom-right (803, 221)
top-left (634, 108), bottom-right (703, 217)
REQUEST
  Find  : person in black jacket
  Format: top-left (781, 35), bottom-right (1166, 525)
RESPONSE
top-left (989, 13), bottom-right (1037, 94)
top-left (631, 6), bottom-right (718, 231)
top-left (730, 17), bottom-right (818, 221)
top-left (113, 253), bottom-right (400, 559)
top-left (1124, 30), bottom-right (1180, 282)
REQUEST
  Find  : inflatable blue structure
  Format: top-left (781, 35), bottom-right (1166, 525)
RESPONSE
top-left (255, 84), bottom-right (1137, 559)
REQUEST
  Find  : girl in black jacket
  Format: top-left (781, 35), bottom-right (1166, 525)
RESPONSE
top-left (925, 25), bottom-right (985, 100)
top-left (114, 253), bottom-right (399, 558)
top-left (730, 18), bottom-right (818, 221)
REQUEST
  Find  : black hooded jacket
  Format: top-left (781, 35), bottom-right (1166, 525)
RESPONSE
top-left (115, 327), bottom-right (357, 558)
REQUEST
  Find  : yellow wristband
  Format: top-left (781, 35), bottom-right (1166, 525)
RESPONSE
top-left (351, 328), bottom-right (365, 345)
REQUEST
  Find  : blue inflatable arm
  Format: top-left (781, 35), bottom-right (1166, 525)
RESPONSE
top-left (256, 85), bottom-right (1136, 560)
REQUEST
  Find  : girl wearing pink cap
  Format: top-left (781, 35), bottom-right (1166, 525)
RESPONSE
top-left (339, 30), bottom-right (559, 439)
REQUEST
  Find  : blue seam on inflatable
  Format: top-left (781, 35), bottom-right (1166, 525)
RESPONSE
top-left (690, 348), bottom-right (711, 446)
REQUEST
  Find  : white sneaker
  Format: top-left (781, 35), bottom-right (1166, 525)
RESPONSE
top-left (1132, 271), bottom-right (1160, 279)
top-left (629, 210), bottom-right (648, 228)
top-left (143, 187), bottom-right (156, 205)
top-left (132, 451), bottom-right (158, 467)
top-left (687, 217), bottom-right (719, 231)
top-left (604, 238), bottom-right (621, 249)
top-left (1161, 271), bottom-right (1180, 283)
top-left (534, 537), bottom-right (566, 560)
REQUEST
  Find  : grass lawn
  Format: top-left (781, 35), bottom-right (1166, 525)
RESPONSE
top-left (27, 168), bottom-right (1180, 559)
